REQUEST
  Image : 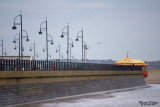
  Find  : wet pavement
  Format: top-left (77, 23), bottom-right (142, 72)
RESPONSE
top-left (11, 84), bottom-right (160, 107)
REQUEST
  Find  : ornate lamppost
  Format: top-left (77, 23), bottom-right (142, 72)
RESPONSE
top-left (76, 28), bottom-right (83, 62)
top-left (13, 32), bottom-right (20, 60)
top-left (56, 45), bottom-right (61, 62)
top-left (38, 19), bottom-right (53, 70)
top-left (83, 41), bottom-right (88, 63)
top-left (69, 38), bottom-right (74, 63)
top-left (60, 23), bottom-right (69, 64)
top-left (12, 11), bottom-right (29, 60)
top-left (0, 37), bottom-right (7, 71)
top-left (30, 42), bottom-right (38, 60)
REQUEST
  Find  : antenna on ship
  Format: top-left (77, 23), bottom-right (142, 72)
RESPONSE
top-left (127, 51), bottom-right (129, 57)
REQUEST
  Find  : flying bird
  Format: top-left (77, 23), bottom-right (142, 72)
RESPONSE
top-left (97, 42), bottom-right (101, 45)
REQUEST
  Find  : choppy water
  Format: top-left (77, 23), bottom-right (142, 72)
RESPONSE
top-left (41, 84), bottom-right (160, 107)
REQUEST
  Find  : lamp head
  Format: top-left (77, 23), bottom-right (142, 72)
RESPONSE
top-left (72, 44), bottom-right (74, 47)
top-left (56, 50), bottom-right (58, 53)
top-left (39, 30), bottom-right (42, 34)
top-left (43, 49), bottom-right (45, 52)
top-left (51, 42), bottom-right (54, 45)
top-left (12, 26), bottom-right (17, 30)
top-left (14, 47), bottom-right (16, 50)
top-left (61, 34), bottom-right (64, 38)
top-left (30, 48), bottom-right (32, 51)
top-left (76, 38), bottom-right (79, 41)
top-left (26, 38), bottom-right (29, 42)
top-left (13, 40), bottom-right (16, 43)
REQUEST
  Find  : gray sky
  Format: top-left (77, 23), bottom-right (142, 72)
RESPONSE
top-left (0, 0), bottom-right (160, 61)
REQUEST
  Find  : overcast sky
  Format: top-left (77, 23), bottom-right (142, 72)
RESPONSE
top-left (0, 0), bottom-right (160, 61)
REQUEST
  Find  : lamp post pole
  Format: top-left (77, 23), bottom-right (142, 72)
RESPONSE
top-left (12, 12), bottom-right (22, 60)
top-left (60, 23), bottom-right (69, 64)
top-left (30, 42), bottom-right (36, 60)
top-left (34, 42), bottom-right (35, 60)
top-left (82, 30), bottom-right (83, 62)
top-left (20, 13), bottom-right (22, 59)
top-left (39, 19), bottom-right (48, 69)
top-left (56, 44), bottom-right (61, 69)
top-left (18, 32), bottom-right (20, 70)
top-left (76, 29), bottom-right (83, 62)
top-left (58, 45), bottom-right (61, 61)
top-left (83, 41), bottom-right (88, 63)
top-left (39, 20), bottom-right (54, 70)
top-left (46, 20), bottom-right (48, 62)
top-left (69, 38), bottom-right (74, 63)
top-left (12, 11), bottom-right (29, 70)
top-left (30, 43), bottom-right (38, 60)
top-left (67, 25), bottom-right (69, 64)
top-left (2, 37), bottom-right (3, 61)
top-left (0, 37), bottom-right (7, 70)
top-left (13, 32), bottom-right (20, 60)
top-left (70, 45), bottom-right (71, 63)
top-left (84, 44), bottom-right (87, 63)
top-left (13, 32), bottom-right (21, 70)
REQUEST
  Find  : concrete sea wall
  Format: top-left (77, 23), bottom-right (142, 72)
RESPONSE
top-left (0, 71), bottom-right (147, 106)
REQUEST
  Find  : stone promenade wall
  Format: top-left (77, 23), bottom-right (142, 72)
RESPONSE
top-left (0, 71), bottom-right (147, 106)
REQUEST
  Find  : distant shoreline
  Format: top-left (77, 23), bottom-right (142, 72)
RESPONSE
top-left (146, 69), bottom-right (160, 84)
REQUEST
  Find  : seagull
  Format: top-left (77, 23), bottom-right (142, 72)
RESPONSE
top-left (97, 42), bottom-right (101, 45)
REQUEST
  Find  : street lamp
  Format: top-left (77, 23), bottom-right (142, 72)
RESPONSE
top-left (83, 41), bottom-right (88, 50)
top-left (48, 34), bottom-right (54, 45)
top-left (76, 28), bottom-right (83, 62)
top-left (60, 23), bottom-right (69, 64)
top-left (21, 44), bottom-right (24, 51)
top-left (43, 45), bottom-right (47, 52)
top-left (19, 29), bottom-right (29, 57)
top-left (0, 36), bottom-right (7, 71)
top-left (36, 53), bottom-right (38, 57)
top-left (0, 37), bottom-right (7, 63)
top-left (3, 48), bottom-right (7, 55)
top-left (13, 32), bottom-right (20, 60)
top-left (14, 44), bottom-right (18, 50)
top-left (83, 41), bottom-right (88, 63)
top-left (22, 30), bottom-right (29, 42)
top-left (48, 53), bottom-right (51, 58)
top-left (38, 19), bottom-right (53, 70)
top-left (43, 45), bottom-right (52, 58)
top-left (12, 11), bottom-right (29, 60)
top-left (69, 38), bottom-right (74, 63)
top-left (71, 53), bottom-right (74, 60)
top-left (30, 42), bottom-right (38, 69)
top-left (30, 42), bottom-right (38, 60)
top-left (12, 11), bottom-right (29, 59)
top-left (56, 45), bottom-right (61, 62)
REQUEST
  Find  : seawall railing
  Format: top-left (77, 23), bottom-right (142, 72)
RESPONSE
top-left (0, 59), bottom-right (142, 71)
